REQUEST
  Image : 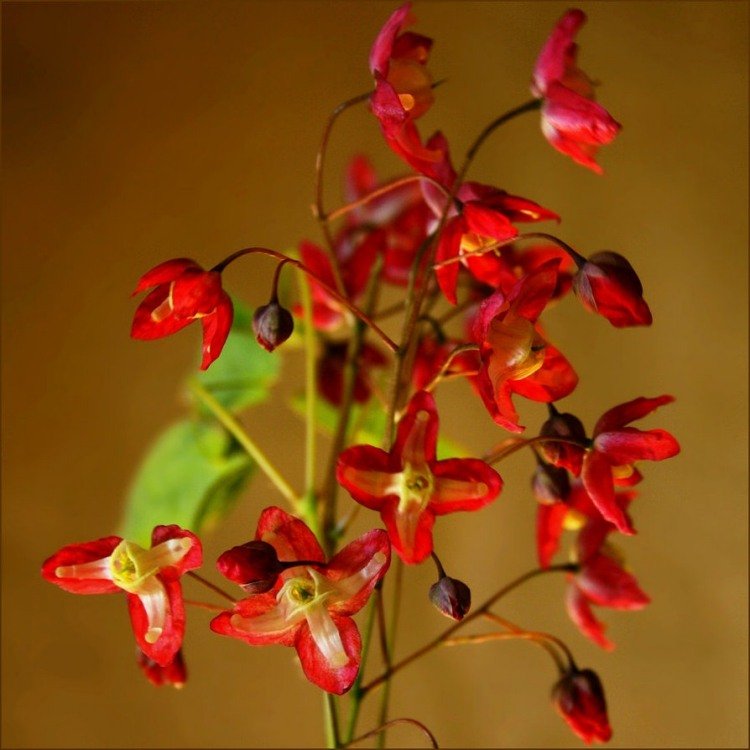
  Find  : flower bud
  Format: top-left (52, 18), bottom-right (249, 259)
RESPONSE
top-left (552, 668), bottom-right (612, 744)
top-left (532, 461), bottom-right (571, 505)
top-left (540, 410), bottom-right (587, 475)
top-left (429, 575), bottom-right (471, 621)
top-left (137, 648), bottom-right (187, 688)
top-left (216, 540), bottom-right (284, 594)
top-left (573, 251), bottom-right (652, 328)
top-left (253, 301), bottom-right (294, 352)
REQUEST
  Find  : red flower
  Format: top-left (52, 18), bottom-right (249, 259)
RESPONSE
top-left (42, 526), bottom-right (202, 666)
top-left (337, 391), bottom-right (503, 564)
top-left (471, 260), bottom-right (578, 432)
top-left (210, 507), bottom-right (390, 695)
top-left (552, 667), bottom-right (612, 744)
top-left (532, 9), bottom-right (621, 174)
top-left (136, 648), bottom-right (187, 688)
top-left (582, 396), bottom-right (680, 534)
top-left (573, 251), bottom-right (652, 328)
top-left (131, 258), bottom-right (233, 370)
top-left (317, 340), bottom-right (389, 407)
top-left (411, 334), bottom-right (480, 392)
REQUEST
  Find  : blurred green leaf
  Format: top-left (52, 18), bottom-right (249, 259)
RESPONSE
top-left (120, 420), bottom-right (254, 545)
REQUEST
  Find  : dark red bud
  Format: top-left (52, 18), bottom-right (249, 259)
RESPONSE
top-left (253, 302), bottom-right (294, 352)
top-left (429, 575), bottom-right (471, 621)
top-left (540, 411), bottom-right (588, 475)
top-left (552, 668), bottom-right (612, 744)
top-left (573, 251), bottom-right (652, 328)
top-left (532, 461), bottom-right (571, 505)
top-left (216, 541), bottom-right (284, 594)
top-left (136, 648), bottom-right (187, 688)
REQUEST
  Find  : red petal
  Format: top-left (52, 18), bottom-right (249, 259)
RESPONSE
top-left (507, 258), bottom-right (561, 321)
top-left (369, 2), bottom-right (414, 75)
top-left (565, 582), bottom-right (614, 651)
top-left (392, 390), bottom-right (439, 464)
top-left (594, 395), bottom-right (675, 435)
top-left (150, 525), bottom-right (203, 578)
top-left (199, 293), bottom-right (233, 370)
top-left (434, 218), bottom-right (463, 305)
top-left (537, 502), bottom-right (569, 568)
top-left (130, 286), bottom-right (194, 341)
top-left (380, 498), bottom-right (435, 564)
top-left (345, 154), bottom-right (378, 202)
top-left (429, 458), bottom-right (503, 514)
top-left (255, 507), bottom-right (325, 564)
top-left (577, 554), bottom-right (650, 610)
top-left (543, 82), bottom-right (621, 146)
top-left (510, 343), bottom-right (578, 403)
top-left (336, 445), bottom-right (397, 510)
top-left (594, 427), bottom-right (680, 465)
top-left (326, 529), bottom-right (391, 616)
top-left (581, 451), bottom-right (634, 535)
top-left (41, 536), bottom-right (122, 595)
top-left (462, 202), bottom-right (518, 242)
top-left (532, 9), bottom-right (587, 96)
top-left (128, 578), bottom-right (185, 667)
top-left (371, 75), bottom-right (408, 127)
top-left (210, 593), bottom-right (299, 646)
top-left (132, 259), bottom-right (201, 295)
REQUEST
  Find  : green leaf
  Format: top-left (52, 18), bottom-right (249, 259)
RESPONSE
top-left (190, 300), bottom-right (280, 415)
top-left (120, 420), bottom-right (255, 545)
top-left (288, 394), bottom-right (469, 459)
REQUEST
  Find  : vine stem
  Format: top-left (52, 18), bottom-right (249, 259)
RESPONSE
top-left (423, 344), bottom-right (479, 393)
top-left (213, 247), bottom-right (398, 353)
top-left (482, 435), bottom-right (589, 465)
top-left (188, 378), bottom-right (301, 511)
top-left (344, 718), bottom-right (439, 749)
top-left (186, 571), bottom-right (237, 604)
top-left (183, 599), bottom-right (227, 613)
top-left (359, 563), bottom-right (578, 695)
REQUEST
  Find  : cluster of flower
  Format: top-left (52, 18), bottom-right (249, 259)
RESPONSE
top-left (43, 5), bottom-right (679, 745)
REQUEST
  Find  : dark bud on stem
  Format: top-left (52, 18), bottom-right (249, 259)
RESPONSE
top-left (539, 410), bottom-right (588, 475)
top-left (429, 575), bottom-right (472, 621)
top-left (253, 302), bottom-right (294, 352)
top-left (532, 461), bottom-right (571, 505)
top-left (552, 667), bottom-right (612, 744)
top-left (216, 541), bottom-right (284, 594)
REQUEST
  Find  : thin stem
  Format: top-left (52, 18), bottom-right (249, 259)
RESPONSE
top-left (184, 599), bottom-right (227, 613)
top-left (345, 595), bottom-right (379, 744)
top-left (345, 718), bottom-right (439, 749)
top-left (423, 344), bottom-right (479, 393)
top-left (375, 558), bottom-right (402, 749)
top-left (188, 378), bottom-right (301, 509)
top-left (324, 693), bottom-right (341, 749)
top-left (360, 564), bottom-right (578, 695)
top-left (465, 97), bottom-right (541, 165)
top-left (483, 435), bottom-right (588, 465)
top-left (325, 174), bottom-right (451, 224)
top-left (186, 571), bottom-right (237, 604)
top-left (214, 247), bottom-right (398, 353)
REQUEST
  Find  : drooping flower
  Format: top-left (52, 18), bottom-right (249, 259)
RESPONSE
top-left (532, 9), bottom-right (621, 173)
top-left (211, 507), bottom-right (390, 695)
top-left (552, 667), bottom-right (612, 744)
top-left (337, 391), bottom-right (503, 564)
top-left (42, 526), bottom-right (202, 666)
top-left (471, 260), bottom-right (578, 432)
top-left (539, 405), bottom-right (588, 476)
top-left (136, 648), bottom-right (187, 688)
top-left (429, 574), bottom-right (472, 621)
top-left (253, 301), bottom-right (294, 352)
top-left (131, 259), bottom-right (233, 370)
top-left (581, 396), bottom-right (679, 534)
top-left (573, 251), bottom-right (652, 328)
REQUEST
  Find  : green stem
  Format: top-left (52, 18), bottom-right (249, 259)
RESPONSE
top-left (324, 693), bottom-right (341, 749)
top-left (188, 379), bottom-right (301, 511)
top-left (375, 558), bottom-right (402, 749)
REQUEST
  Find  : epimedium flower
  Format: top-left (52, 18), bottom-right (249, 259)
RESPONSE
top-left (581, 395), bottom-right (680, 534)
top-left (210, 507), bottom-right (390, 695)
top-left (471, 259), bottom-right (578, 432)
top-left (336, 390), bottom-right (503, 564)
top-left (552, 667), bottom-right (612, 744)
top-left (131, 258), bottom-right (233, 370)
top-left (573, 251), bottom-right (652, 328)
top-left (136, 648), bottom-right (187, 689)
top-left (531, 9), bottom-right (621, 174)
top-left (42, 526), bottom-right (202, 667)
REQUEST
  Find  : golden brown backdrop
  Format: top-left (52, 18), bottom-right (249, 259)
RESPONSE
top-left (2, 1), bottom-right (747, 748)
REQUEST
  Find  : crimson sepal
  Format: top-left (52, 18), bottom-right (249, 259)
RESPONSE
top-left (574, 251), bottom-right (652, 327)
top-left (211, 507), bottom-right (390, 695)
top-left (131, 258), bottom-right (233, 370)
top-left (137, 648), bottom-right (187, 688)
top-left (532, 9), bottom-right (621, 173)
top-left (583, 395), bottom-right (679, 533)
top-left (337, 391), bottom-right (503, 564)
top-left (216, 540), bottom-right (284, 594)
top-left (470, 260), bottom-right (578, 432)
top-left (540, 409), bottom-right (588, 475)
top-left (552, 667), bottom-right (613, 744)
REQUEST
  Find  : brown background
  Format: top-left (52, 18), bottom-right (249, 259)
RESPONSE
top-left (2, 1), bottom-right (747, 748)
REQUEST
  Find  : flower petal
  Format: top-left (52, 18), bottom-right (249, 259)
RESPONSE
top-left (594, 427), bottom-right (680, 465)
top-left (128, 578), bottom-right (184, 667)
top-left (393, 390), bottom-right (439, 464)
top-left (210, 593), bottom-right (299, 646)
top-left (581, 451), bottom-right (634, 535)
top-left (132, 259), bottom-right (201, 295)
top-left (594, 395), bottom-right (675, 435)
top-left (42, 536), bottom-right (122, 595)
top-left (199, 292), bottom-right (233, 370)
top-left (150, 525), bottom-right (202, 578)
top-left (337, 445), bottom-right (398, 510)
top-left (429, 458), bottom-right (503, 515)
top-left (537, 502), bottom-right (569, 568)
top-left (255, 506), bottom-right (326, 565)
top-left (577, 554), bottom-right (650, 610)
top-left (130, 286), bottom-right (194, 341)
top-left (380, 498), bottom-right (435, 564)
top-left (565, 582), bottom-right (614, 651)
top-left (510, 343), bottom-right (578, 403)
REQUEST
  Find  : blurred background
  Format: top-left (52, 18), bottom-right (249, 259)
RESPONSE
top-left (2, 1), bottom-right (747, 747)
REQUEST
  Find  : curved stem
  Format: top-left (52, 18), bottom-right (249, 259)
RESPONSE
top-left (483, 435), bottom-right (588, 465)
top-left (186, 571), bottom-right (237, 604)
top-left (214, 247), bottom-right (398, 352)
top-left (359, 563), bottom-right (578, 695)
top-left (183, 599), bottom-right (227, 613)
top-left (325, 174), bottom-right (451, 224)
top-left (188, 378), bottom-right (301, 509)
top-left (423, 344), bottom-right (479, 393)
top-left (345, 718), bottom-right (439, 749)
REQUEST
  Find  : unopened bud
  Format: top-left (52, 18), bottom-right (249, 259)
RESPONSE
top-left (253, 301), bottom-right (294, 352)
top-left (573, 251), bottom-right (652, 328)
top-left (540, 411), bottom-right (587, 475)
top-left (216, 540), bottom-right (284, 594)
top-left (429, 575), bottom-right (471, 621)
top-left (137, 648), bottom-right (187, 688)
top-left (552, 667), bottom-right (612, 744)
top-left (532, 461), bottom-right (571, 505)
